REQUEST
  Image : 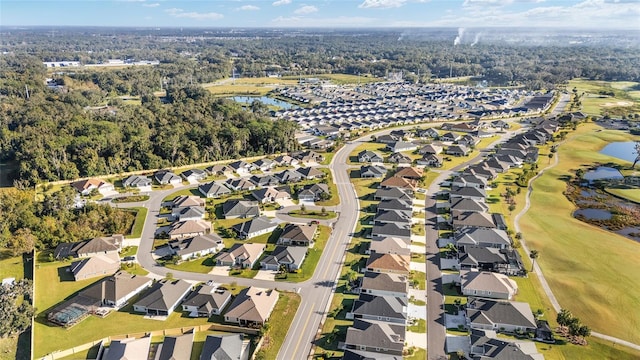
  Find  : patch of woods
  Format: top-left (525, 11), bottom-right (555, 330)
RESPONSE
top-left (0, 188), bottom-right (136, 255)
top-left (556, 309), bottom-right (591, 346)
top-left (0, 279), bottom-right (34, 338)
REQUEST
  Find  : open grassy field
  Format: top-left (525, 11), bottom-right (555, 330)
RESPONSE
top-left (519, 123), bottom-right (640, 344)
top-left (568, 79), bottom-right (640, 116)
top-left (256, 292), bottom-right (301, 360)
top-left (126, 207), bottom-right (147, 239)
top-left (605, 188), bottom-right (640, 203)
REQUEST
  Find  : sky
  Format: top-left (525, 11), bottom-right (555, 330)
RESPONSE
top-left (1, 0), bottom-right (639, 29)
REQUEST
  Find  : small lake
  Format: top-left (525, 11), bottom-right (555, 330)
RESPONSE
top-left (574, 208), bottom-right (613, 220)
top-left (583, 166), bottom-right (624, 182)
top-left (600, 141), bottom-right (638, 163)
top-left (230, 96), bottom-right (297, 109)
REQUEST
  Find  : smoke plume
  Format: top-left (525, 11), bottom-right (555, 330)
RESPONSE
top-left (454, 27), bottom-right (465, 46)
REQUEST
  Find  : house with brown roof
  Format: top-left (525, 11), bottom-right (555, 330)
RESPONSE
top-left (71, 178), bottom-right (115, 196)
top-left (54, 234), bottom-right (124, 259)
top-left (156, 331), bottom-right (194, 360)
top-left (278, 223), bottom-right (318, 247)
top-left (365, 253), bottom-right (410, 275)
top-left (379, 176), bottom-right (417, 191)
top-left (215, 243), bottom-right (265, 269)
top-left (168, 220), bottom-right (212, 240)
top-left (104, 336), bottom-right (151, 360)
top-left (223, 287), bottom-right (278, 327)
top-left (171, 195), bottom-right (205, 209)
top-left (394, 167), bottom-right (423, 180)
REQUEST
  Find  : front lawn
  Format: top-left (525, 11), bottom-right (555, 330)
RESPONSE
top-left (409, 271), bottom-right (426, 291)
top-left (253, 292), bottom-right (301, 360)
top-left (164, 256), bottom-right (216, 274)
top-left (162, 188), bottom-right (202, 202)
top-left (125, 207), bottom-right (147, 239)
top-left (276, 225), bottom-right (331, 282)
top-left (408, 318), bottom-right (426, 333)
top-left (119, 246), bottom-right (138, 258)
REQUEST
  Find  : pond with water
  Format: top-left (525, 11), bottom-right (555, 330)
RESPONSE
top-left (573, 208), bottom-right (613, 220)
top-left (230, 96), bottom-right (297, 109)
top-left (600, 141), bottom-right (638, 163)
top-left (583, 166), bottom-right (624, 183)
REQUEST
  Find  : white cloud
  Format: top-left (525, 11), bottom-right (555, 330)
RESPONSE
top-left (272, 15), bottom-right (376, 27)
top-left (142, 2), bottom-right (160, 7)
top-left (165, 8), bottom-right (224, 20)
top-left (294, 5), bottom-right (318, 14)
top-left (359, 0), bottom-right (407, 8)
top-left (238, 5), bottom-right (260, 11)
top-left (272, 0), bottom-right (292, 5)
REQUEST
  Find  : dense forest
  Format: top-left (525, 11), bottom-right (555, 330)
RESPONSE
top-left (0, 28), bottom-right (639, 185)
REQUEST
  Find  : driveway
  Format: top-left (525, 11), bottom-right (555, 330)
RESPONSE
top-left (408, 302), bottom-right (427, 320)
top-left (406, 331), bottom-right (427, 349)
top-left (409, 288), bottom-right (427, 302)
top-left (277, 198), bottom-right (296, 207)
top-left (445, 335), bottom-right (470, 355)
top-left (208, 266), bottom-right (229, 276)
top-left (410, 261), bottom-right (427, 273)
top-left (254, 269), bottom-right (276, 281)
top-left (445, 313), bottom-right (466, 329)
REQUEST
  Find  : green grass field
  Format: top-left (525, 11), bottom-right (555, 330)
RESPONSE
top-left (568, 79), bottom-right (640, 116)
top-left (256, 292), bottom-right (301, 360)
top-left (126, 207), bottom-right (147, 239)
top-left (605, 188), bottom-right (640, 203)
top-left (520, 123), bottom-right (640, 344)
top-left (287, 210), bottom-right (337, 220)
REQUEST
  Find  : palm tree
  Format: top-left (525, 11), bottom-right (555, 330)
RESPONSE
top-left (529, 249), bottom-right (539, 272)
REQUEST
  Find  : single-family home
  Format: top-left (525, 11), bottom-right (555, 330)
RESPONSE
top-left (273, 155), bottom-right (299, 167)
top-left (342, 349), bottom-right (402, 360)
top-left (368, 236), bottom-right (411, 256)
top-left (278, 223), bottom-right (318, 247)
top-left (452, 211), bottom-right (497, 231)
top-left (359, 271), bottom-right (408, 299)
top-left (154, 170), bottom-right (182, 185)
top-left (54, 234), bottom-right (123, 259)
top-left (133, 279), bottom-right (192, 317)
top-left (358, 150), bottom-right (384, 163)
top-left (386, 152), bottom-right (412, 165)
top-left (469, 329), bottom-right (544, 360)
top-left (122, 175), bottom-right (152, 188)
top-left (418, 144), bottom-right (443, 155)
top-left (365, 253), bottom-right (411, 275)
top-left (449, 186), bottom-right (487, 201)
top-left (205, 164), bottom-right (234, 177)
top-left (69, 252), bottom-right (120, 281)
top-left (379, 176), bottom-right (417, 192)
top-left (252, 158), bottom-right (275, 171)
top-left (465, 297), bottom-right (537, 333)
top-left (168, 234), bottom-right (224, 261)
top-left (344, 319), bottom-right (405, 356)
top-left (198, 181), bottom-right (231, 198)
top-left (298, 183), bottom-right (330, 202)
top-left (78, 270), bottom-right (151, 308)
top-left (71, 178), bottom-right (115, 196)
top-left (171, 195), bottom-right (205, 209)
top-left (260, 245), bottom-right (307, 271)
top-left (377, 199), bottom-right (412, 212)
top-left (275, 169), bottom-right (303, 184)
top-left (451, 175), bottom-right (487, 189)
top-left (455, 228), bottom-right (511, 250)
top-left (291, 150), bottom-right (324, 163)
top-left (200, 334), bottom-right (249, 360)
top-left (394, 167), bottom-right (423, 180)
top-left (224, 178), bottom-right (256, 191)
top-left (215, 243), bottom-right (265, 269)
top-left (249, 174), bottom-right (280, 188)
top-left (386, 141), bottom-right (417, 153)
top-left (167, 220), bottom-right (212, 240)
top-left (373, 210), bottom-right (412, 226)
top-left (228, 161), bottom-right (254, 175)
top-left (373, 188), bottom-right (413, 202)
top-left (446, 145), bottom-right (470, 157)
top-left (223, 287), bottom-right (278, 327)
top-left (181, 285), bottom-right (232, 317)
top-left (180, 169), bottom-right (207, 182)
top-left (104, 337), bottom-right (151, 360)
top-left (371, 223), bottom-right (411, 240)
top-left (360, 165), bottom-right (387, 179)
top-left (171, 206), bottom-right (205, 221)
top-left (222, 200), bottom-right (260, 219)
top-left (418, 154), bottom-right (443, 167)
top-left (351, 294), bottom-right (408, 324)
top-left (232, 216), bottom-right (278, 239)
top-left (458, 246), bottom-right (522, 275)
top-left (251, 186), bottom-right (291, 204)
top-left (459, 270), bottom-right (518, 300)
top-left (296, 167), bottom-right (325, 180)
top-left (156, 332), bottom-right (194, 360)
top-left (440, 132), bottom-right (461, 142)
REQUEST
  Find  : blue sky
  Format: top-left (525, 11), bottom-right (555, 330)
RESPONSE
top-left (1, 0), bottom-right (638, 29)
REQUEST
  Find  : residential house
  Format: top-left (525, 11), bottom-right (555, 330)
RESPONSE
top-left (273, 155), bottom-right (299, 167)
top-left (371, 223), bottom-right (411, 239)
top-left (154, 170), bottom-right (182, 185)
top-left (71, 178), bottom-right (115, 196)
top-left (451, 175), bottom-right (487, 189)
top-left (342, 349), bottom-right (402, 360)
top-left (275, 169), bottom-right (303, 184)
top-left (377, 199), bottom-right (412, 212)
top-left (54, 234), bottom-right (123, 259)
top-left (469, 329), bottom-right (544, 360)
top-left (368, 236), bottom-right (411, 256)
top-left (205, 164), bottom-right (234, 177)
top-left (455, 228), bottom-right (511, 250)
top-left (441, 132), bottom-right (461, 142)
top-left (459, 270), bottom-right (518, 300)
top-left (459, 246), bottom-right (522, 275)
top-left (133, 279), bottom-right (192, 317)
top-left (278, 223), bottom-right (318, 247)
top-left (215, 243), bottom-right (265, 269)
top-left (260, 245), bottom-right (307, 271)
top-left (228, 161), bottom-right (254, 175)
top-left (171, 195), bottom-right (205, 209)
top-left (376, 134), bottom-right (400, 144)
top-left (484, 158), bottom-right (510, 173)
top-left (491, 120), bottom-right (510, 129)
top-left (417, 128), bottom-right (439, 139)
top-left (358, 150), bottom-right (384, 163)
top-left (446, 145), bottom-right (470, 157)
top-left (452, 211), bottom-right (497, 231)
top-left (394, 167), bottom-right (423, 180)
top-left (449, 186), bottom-right (487, 201)
top-left (180, 169), bottom-right (207, 182)
top-left (198, 181), bottom-right (231, 199)
top-left (449, 198), bottom-right (489, 214)
top-left (104, 337), bottom-right (151, 360)
top-left (223, 287), bottom-right (278, 327)
top-left (251, 186), bottom-right (291, 204)
top-left (167, 220), bottom-right (211, 240)
top-left (249, 174), bottom-right (280, 188)
top-left (351, 294), bottom-right (408, 324)
top-left (457, 134), bottom-right (479, 147)
top-left (379, 176), bottom-right (417, 192)
top-left (365, 253), bottom-right (411, 275)
top-left (418, 154), bottom-right (443, 167)
top-left (373, 188), bottom-right (413, 202)
top-left (451, 122), bottom-right (477, 133)
top-left (168, 234), bottom-right (224, 261)
top-left (291, 150), bottom-right (324, 163)
top-left (232, 216), bottom-right (277, 239)
top-left (181, 285), bottom-right (232, 317)
top-left (252, 158), bottom-right (275, 172)
top-left (156, 332), bottom-right (194, 360)
top-left (359, 272), bottom-right (408, 298)
top-left (386, 141), bottom-right (417, 153)
top-left (464, 164), bottom-right (497, 180)
top-left (465, 297), bottom-right (537, 333)
top-left (360, 165), bottom-right (388, 178)
top-left (298, 183), bottom-right (330, 202)
top-left (344, 319), bottom-right (405, 356)
top-left (224, 178), bottom-right (256, 191)
top-left (386, 152), bottom-right (412, 165)
top-left (122, 175), bottom-right (152, 188)
top-left (199, 334), bottom-right (249, 360)
top-left (171, 206), bottom-right (205, 222)
top-left (373, 210), bottom-right (412, 226)
top-left (69, 252), bottom-right (120, 281)
top-left (297, 167), bottom-right (325, 180)
top-left (222, 200), bottom-right (260, 219)
top-left (418, 144), bottom-right (443, 155)
top-left (78, 270), bottom-right (152, 308)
